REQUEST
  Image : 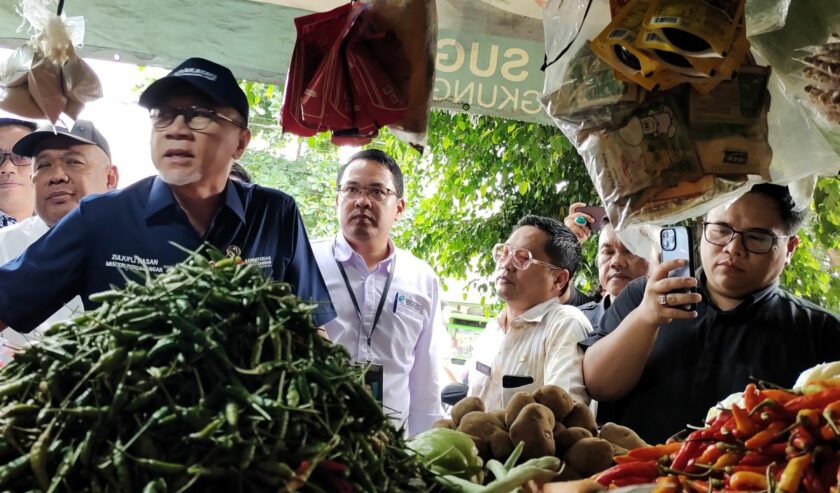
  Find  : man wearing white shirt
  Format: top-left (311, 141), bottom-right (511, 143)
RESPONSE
top-left (466, 215), bottom-right (593, 411)
top-left (0, 120), bottom-right (118, 344)
top-left (312, 149), bottom-right (445, 436)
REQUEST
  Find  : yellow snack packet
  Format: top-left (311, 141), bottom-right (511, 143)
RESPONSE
top-left (690, 24), bottom-right (750, 94)
top-left (638, 27), bottom-right (722, 77)
top-left (642, 0), bottom-right (746, 58)
top-left (591, 0), bottom-right (663, 91)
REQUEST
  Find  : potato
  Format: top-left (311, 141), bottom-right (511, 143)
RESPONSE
top-left (562, 403), bottom-right (597, 434)
top-left (563, 438), bottom-right (615, 477)
top-left (432, 418), bottom-right (456, 430)
top-left (509, 403), bottom-right (556, 460)
top-left (598, 422), bottom-right (648, 451)
top-left (505, 392), bottom-right (536, 428)
top-left (532, 385), bottom-right (576, 422)
top-left (458, 411), bottom-right (513, 461)
top-left (556, 463), bottom-right (583, 481)
top-left (491, 409), bottom-right (508, 430)
top-left (451, 396), bottom-right (485, 427)
top-left (554, 427), bottom-right (592, 456)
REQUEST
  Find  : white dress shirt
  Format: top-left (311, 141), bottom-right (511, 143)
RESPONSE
top-left (466, 298), bottom-right (592, 411)
top-left (312, 234), bottom-right (445, 436)
top-left (0, 216), bottom-right (84, 343)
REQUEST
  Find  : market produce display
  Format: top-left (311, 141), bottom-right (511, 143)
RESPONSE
top-left (433, 386), bottom-right (646, 482)
top-left (595, 380), bottom-right (840, 492)
top-left (0, 248), bottom-right (443, 492)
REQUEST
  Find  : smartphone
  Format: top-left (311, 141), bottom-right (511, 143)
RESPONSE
top-left (577, 206), bottom-right (608, 231)
top-left (660, 226), bottom-right (696, 311)
top-left (502, 374), bottom-right (535, 389)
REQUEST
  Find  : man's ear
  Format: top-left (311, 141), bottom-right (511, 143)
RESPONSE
top-left (785, 235), bottom-right (800, 264)
top-left (554, 269), bottom-right (570, 293)
top-left (233, 128), bottom-right (252, 159)
top-left (395, 197), bottom-right (405, 221)
top-left (107, 165), bottom-right (119, 190)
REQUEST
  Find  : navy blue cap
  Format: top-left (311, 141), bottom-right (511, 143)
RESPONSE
top-left (13, 120), bottom-right (111, 159)
top-left (138, 57), bottom-right (249, 124)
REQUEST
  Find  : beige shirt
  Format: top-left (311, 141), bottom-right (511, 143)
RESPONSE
top-left (466, 298), bottom-right (592, 411)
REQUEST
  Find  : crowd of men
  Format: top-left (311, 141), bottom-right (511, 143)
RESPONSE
top-left (0, 56), bottom-right (837, 442)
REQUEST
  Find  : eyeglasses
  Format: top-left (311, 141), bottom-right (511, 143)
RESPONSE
top-left (702, 222), bottom-right (787, 254)
top-left (0, 151), bottom-right (31, 167)
top-left (492, 243), bottom-right (563, 271)
top-left (337, 184), bottom-right (399, 202)
top-left (149, 106), bottom-right (245, 131)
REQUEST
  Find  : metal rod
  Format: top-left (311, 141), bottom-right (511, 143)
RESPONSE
top-left (57, 0), bottom-right (65, 15)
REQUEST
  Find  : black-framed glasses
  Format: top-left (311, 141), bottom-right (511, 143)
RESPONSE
top-left (702, 222), bottom-right (787, 254)
top-left (337, 184), bottom-right (399, 202)
top-left (492, 243), bottom-right (563, 271)
top-left (149, 106), bottom-right (245, 131)
top-left (0, 151), bottom-right (31, 167)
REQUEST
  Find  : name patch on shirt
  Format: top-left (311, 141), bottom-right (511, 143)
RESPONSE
top-left (394, 293), bottom-right (423, 317)
top-left (476, 361), bottom-right (491, 376)
top-left (244, 256), bottom-right (273, 270)
top-left (105, 254), bottom-right (165, 274)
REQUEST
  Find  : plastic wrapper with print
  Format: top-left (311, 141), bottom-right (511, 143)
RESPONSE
top-left (0, 0), bottom-right (101, 123)
top-left (541, 0), bottom-right (772, 229)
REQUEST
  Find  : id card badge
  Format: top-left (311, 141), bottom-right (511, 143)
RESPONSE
top-left (359, 363), bottom-right (384, 404)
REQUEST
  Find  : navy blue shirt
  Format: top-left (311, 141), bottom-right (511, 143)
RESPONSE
top-left (0, 176), bottom-right (336, 331)
top-left (580, 272), bottom-right (840, 443)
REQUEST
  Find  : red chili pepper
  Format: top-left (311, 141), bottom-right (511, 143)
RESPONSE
top-left (804, 468), bottom-right (828, 493)
top-left (695, 443), bottom-right (726, 466)
top-left (817, 453), bottom-right (840, 493)
top-left (720, 416), bottom-right (738, 438)
top-left (764, 389), bottom-right (798, 405)
top-left (798, 409), bottom-right (823, 429)
top-left (671, 440), bottom-right (706, 472)
top-left (732, 464), bottom-right (771, 474)
top-left (611, 475), bottom-right (658, 487)
top-left (628, 442), bottom-right (683, 461)
top-left (680, 478), bottom-right (711, 493)
top-left (744, 421), bottom-right (787, 449)
top-left (595, 461), bottom-right (659, 487)
top-left (785, 387), bottom-right (840, 413)
top-left (729, 470), bottom-right (768, 490)
top-left (732, 404), bottom-right (758, 439)
top-left (714, 452), bottom-right (742, 469)
top-left (613, 454), bottom-right (639, 464)
top-left (740, 451), bottom-right (773, 467)
top-left (789, 425), bottom-right (815, 454)
top-left (762, 442), bottom-right (788, 457)
top-left (778, 453), bottom-right (813, 493)
top-left (744, 384), bottom-right (761, 413)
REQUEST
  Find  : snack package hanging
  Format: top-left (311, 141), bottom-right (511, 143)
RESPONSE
top-left (638, 0), bottom-right (746, 59)
top-left (0, 0), bottom-right (101, 123)
top-left (542, 0), bottom-right (773, 229)
top-left (364, 0), bottom-right (437, 151)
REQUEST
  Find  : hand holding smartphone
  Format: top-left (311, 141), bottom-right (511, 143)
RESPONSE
top-left (577, 206), bottom-right (608, 232)
top-left (659, 226), bottom-right (696, 311)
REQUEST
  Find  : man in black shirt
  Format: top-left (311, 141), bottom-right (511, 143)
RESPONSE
top-left (581, 184), bottom-right (840, 443)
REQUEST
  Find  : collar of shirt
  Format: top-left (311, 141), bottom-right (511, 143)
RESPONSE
top-left (498, 298), bottom-right (562, 331)
top-left (143, 177), bottom-right (247, 225)
top-left (332, 233), bottom-right (395, 273)
top-left (696, 267), bottom-right (779, 313)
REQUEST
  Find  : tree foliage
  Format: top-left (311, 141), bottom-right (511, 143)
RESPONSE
top-left (238, 80), bottom-right (839, 312)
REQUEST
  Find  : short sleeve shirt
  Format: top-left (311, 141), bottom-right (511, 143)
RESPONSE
top-left (579, 273), bottom-right (840, 443)
top-left (0, 176), bottom-right (336, 331)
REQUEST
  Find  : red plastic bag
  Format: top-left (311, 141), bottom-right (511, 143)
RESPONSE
top-left (281, 3), bottom-right (360, 137)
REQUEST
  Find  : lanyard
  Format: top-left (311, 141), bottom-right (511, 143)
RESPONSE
top-left (333, 242), bottom-right (396, 351)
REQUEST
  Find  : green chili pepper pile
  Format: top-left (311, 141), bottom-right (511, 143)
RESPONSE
top-left (0, 248), bottom-right (446, 492)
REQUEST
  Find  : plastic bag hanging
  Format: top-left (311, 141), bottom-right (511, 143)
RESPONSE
top-left (0, 0), bottom-right (102, 123)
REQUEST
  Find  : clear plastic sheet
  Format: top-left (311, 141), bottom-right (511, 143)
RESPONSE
top-left (0, 0), bottom-right (101, 123)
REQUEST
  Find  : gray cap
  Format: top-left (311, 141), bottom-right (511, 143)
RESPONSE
top-left (13, 120), bottom-right (111, 159)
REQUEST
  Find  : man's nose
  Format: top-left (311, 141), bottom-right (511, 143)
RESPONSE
top-left (723, 232), bottom-right (747, 256)
top-left (44, 163), bottom-right (70, 184)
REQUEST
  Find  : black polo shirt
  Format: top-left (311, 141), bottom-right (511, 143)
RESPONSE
top-left (0, 176), bottom-right (337, 331)
top-left (566, 286), bottom-right (600, 307)
top-left (579, 296), bottom-right (611, 332)
top-left (579, 272), bottom-right (840, 443)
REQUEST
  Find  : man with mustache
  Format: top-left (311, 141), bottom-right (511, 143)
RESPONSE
top-left (311, 149), bottom-right (446, 436)
top-left (465, 215), bottom-right (592, 410)
top-left (0, 118), bottom-right (37, 228)
top-left (0, 121), bottom-right (117, 343)
top-left (0, 57), bottom-right (335, 333)
top-left (564, 205), bottom-right (658, 330)
top-left (582, 184), bottom-right (840, 442)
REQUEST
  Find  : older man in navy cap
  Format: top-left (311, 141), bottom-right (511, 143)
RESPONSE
top-left (0, 58), bottom-right (336, 333)
top-left (0, 120), bottom-right (117, 344)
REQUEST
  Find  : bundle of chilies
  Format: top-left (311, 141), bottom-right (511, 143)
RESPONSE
top-left (595, 380), bottom-right (840, 492)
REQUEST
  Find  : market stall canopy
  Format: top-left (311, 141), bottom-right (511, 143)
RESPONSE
top-left (0, 0), bottom-right (551, 123)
